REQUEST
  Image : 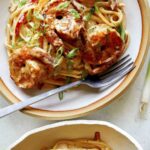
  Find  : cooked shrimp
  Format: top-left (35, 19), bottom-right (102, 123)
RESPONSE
top-left (46, 27), bottom-right (64, 47)
top-left (71, 0), bottom-right (87, 12)
top-left (76, 0), bottom-right (95, 7)
top-left (44, 0), bottom-right (84, 41)
top-left (54, 14), bottom-right (84, 40)
top-left (83, 24), bottom-right (124, 75)
top-left (87, 24), bottom-right (110, 47)
top-left (9, 47), bottom-right (53, 88)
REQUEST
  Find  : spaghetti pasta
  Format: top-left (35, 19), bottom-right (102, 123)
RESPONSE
top-left (6, 0), bottom-right (129, 89)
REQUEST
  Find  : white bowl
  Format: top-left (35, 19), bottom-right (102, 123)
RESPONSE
top-left (9, 120), bottom-right (143, 150)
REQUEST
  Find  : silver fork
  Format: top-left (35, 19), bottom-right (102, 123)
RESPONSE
top-left (0, 55), bottom-right (135, 118)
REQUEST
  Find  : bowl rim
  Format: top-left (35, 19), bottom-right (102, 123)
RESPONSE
top-left (0, 0), bottom-right (150, 120)
top-left (8, 120), bottom-right (143, 150)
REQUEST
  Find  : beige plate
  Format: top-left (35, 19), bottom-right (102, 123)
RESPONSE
top-left (0, 0), bottom-right (149, 120)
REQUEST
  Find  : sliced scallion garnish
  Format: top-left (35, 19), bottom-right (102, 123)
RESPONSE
top-left (83, 6), bottom-right (96, 21)
top-left (67, 48), bottom-right (79, 59)
top-left (69, 9), bottom-right (80, 19)
top-left (140, 60), bottom-right (150, 116)
top-left (56, 1), bottom-right (70, 10)
top-left (54, 47), bottom-right (64, 67)
top-left (118, 24), bottom-right (126, 42)
top-left (58, 92), bottom-right (64, 100)
top-left (34, 11), bottom-right (44, 20)
top-left (18, 0), bottom-right (27, 7)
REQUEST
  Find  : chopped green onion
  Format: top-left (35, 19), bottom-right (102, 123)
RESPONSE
top-left (94, 4), bottom-right (99, 13)
top-left (140, 59), bottom-right (150, 117)
top-left (83, 5), bottom-right (98, 21)
top-left (142, 60), bottom-right (150, 101)
top-left (69, 9), bottom-right (80, 19)
top-left (67, 48), bottom-right (79, 59)
top-left (56, 46), bottom-right (64, 57)
top-left (18, 0), bottom-right (27, 7)
top-left (54, 47), bottom-right (64, 67)
top-left (54, 56), bottom-right (64, 67)
top-left (118, 24), bottom-right (126, 42)
top-left (83, 6), bottom-right (96, 21)
top-left (12, 43), bottom-right (16, 49)
top-left (56, 1), bottom-right (70, 10)
top-left (58, 92), bottom-right (64, 100)
top-left (34, 11), bottom-right (44, 20)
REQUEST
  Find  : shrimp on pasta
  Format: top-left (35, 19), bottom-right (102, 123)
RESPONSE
top-left (6, 0), bottom-right (129, 89)
top-left (9, 47), bottom-right (53, 88)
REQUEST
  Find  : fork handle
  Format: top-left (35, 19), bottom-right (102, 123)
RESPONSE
top-left (0, 81), bottom-right (82, 118)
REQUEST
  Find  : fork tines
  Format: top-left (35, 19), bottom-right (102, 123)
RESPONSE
top-left (99, 55), bottom-right (135, 81)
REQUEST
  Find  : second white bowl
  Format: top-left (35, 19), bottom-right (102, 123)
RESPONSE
top-left (9, 120), bottom-right (142, 150)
